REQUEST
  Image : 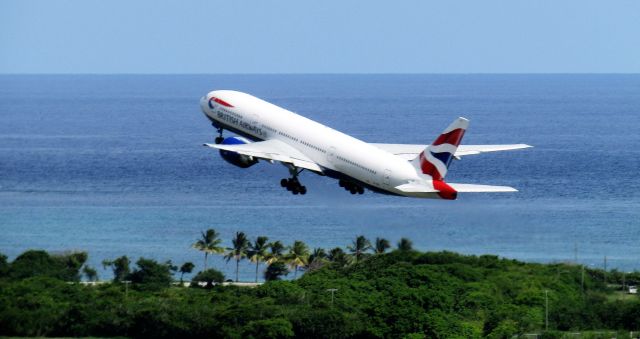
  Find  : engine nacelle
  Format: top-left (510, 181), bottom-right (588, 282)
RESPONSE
top-left (219, 137), bottom-right (258, 168)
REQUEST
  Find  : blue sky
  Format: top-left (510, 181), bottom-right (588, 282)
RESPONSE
top-left (1, 0), bottom-right (639, 73)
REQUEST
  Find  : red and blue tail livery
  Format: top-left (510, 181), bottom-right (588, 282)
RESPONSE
top-left (414, 117), bottom-right (469, 181)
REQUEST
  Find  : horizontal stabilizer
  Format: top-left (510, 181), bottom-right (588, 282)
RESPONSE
top-left (447, 183), bottom-right (517, 193)
top-left (395, 182), bottom-right (436, 193)
top-left (395, 182), bottom-right (517, 193)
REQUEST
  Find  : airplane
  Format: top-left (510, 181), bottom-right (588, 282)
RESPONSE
top-left (200, 90), bottom-right (531, 200)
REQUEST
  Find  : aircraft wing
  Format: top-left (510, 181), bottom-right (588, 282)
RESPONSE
top-left (204, 139), bottom-right (323, 173)
top-left (372, 143), bottom-right (532, 160)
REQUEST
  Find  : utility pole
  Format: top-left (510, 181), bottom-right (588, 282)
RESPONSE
top-left (545, 289), bottom-right (549, 331)
top-left (326, 288), bottom-right (338, 306)
top-left (574, 242), bottom-right (578, 263)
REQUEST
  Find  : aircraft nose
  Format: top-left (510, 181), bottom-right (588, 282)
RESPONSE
top-left (200, 95), bottom-right (214, 120)
top-left (200, 95), bottom-right (208, 109)
top-left (201, 94), bottom-right (213, 111)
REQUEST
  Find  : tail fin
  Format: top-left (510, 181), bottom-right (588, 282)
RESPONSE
top-left (411, 117), bottom-right (469, 180)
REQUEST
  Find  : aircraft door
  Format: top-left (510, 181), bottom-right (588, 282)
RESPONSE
top-left (382, 169), bottom-right (391, 186)
top-left (327, 146), bottom-right (336, 164)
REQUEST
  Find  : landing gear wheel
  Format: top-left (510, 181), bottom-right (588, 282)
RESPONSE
top-left (214, 126), bottom-right (224, 144)
top-left (350, 187), bottom-right (357, 194)
top-left (281, 168), bottom-right (308, 195)
top-left (357, 187), bottom-right (364, 194)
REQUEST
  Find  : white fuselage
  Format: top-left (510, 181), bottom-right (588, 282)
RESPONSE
top-left (200, 90), bottom-right (426, 197)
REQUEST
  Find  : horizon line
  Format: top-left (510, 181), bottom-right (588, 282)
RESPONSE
top-left (1, 72), bottom-right (640, 76)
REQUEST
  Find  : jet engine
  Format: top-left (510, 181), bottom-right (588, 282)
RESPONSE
top-left (218, 137), bottom-right (258, 168)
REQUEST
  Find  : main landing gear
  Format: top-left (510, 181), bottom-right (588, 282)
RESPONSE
top-left (214, 125), bottom-right (224, 144)
top-left (281, 168), bottom-right (307, 195)
top-left (339, 179), bottom-right (364, 195)
top-left (281, 177), bottom-right (307, 195)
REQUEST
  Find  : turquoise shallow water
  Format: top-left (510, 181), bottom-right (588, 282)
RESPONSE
top-left (1, 74), bottom-right (639, 280)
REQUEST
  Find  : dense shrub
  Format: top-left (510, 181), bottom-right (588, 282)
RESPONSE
top-left (6, 250), bottom-right (87, 281)
top-left (243, 318), bottom-right (294, 339)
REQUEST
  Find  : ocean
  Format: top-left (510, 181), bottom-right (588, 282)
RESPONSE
top-left (1, 74), bottom-right (639, 281)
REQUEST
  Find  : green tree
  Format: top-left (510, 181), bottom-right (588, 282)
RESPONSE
top-left (179, 262), bottom-right (195, 283)
top-left (192, 228), bottom-right (224, 271)
top-left (286, 240), bottom-right (309, 279)
top-left (7, 250), bottom-right (55, 280)
top-left (102, 255), bottom-right (130, 282)
top-left (127, 257), bottom-right (173, 290)
top-left (348, 235), bottom-right (372, 262)
top-left (82, 265), bottom-right (98, 281)
top-left (225, 231), bottom-right (250, 282)
top-left (192, 268), bottom-right (225, 288)
top-left (398, 237), bottom-right (413, 251)
top-left (264, 261), bottom-right (289, 281)
top-left (374, 237), bottom-right (391, 254)
top-left (247, 236), bottom-right (270, 283)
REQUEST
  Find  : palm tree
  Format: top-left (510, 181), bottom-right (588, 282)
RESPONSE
top-left (265, 240), bottom-right (285, 265)
top-left (397, 237), bottom-right (413, 251)
top-left (327, 247), bottom-right (351, 267)
top-left (179, 262), bottom-right (195, 283)
top-left (247, 236), bottom-right (269, 283)
top-left (192, 229), bottom-right (224, 271)
top-left (286, 240), bottom-right (310, 279)
top-left (224, 231), bottom-right (249, 282)
top-left (374, 237), bottom-right (391, 254)
top-left (328, 247), bottom-right (345, 262)
top-left (308, 247), bottom-right (327, 271)
top-left (347, 235), bottom-right (372, 262)
top-left (309, 247), bottom-right (327, 264)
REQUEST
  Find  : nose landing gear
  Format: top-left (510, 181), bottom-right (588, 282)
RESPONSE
top-left (339, 179), bottom-right (364, 195)
top-left (214, 125), bottom-right (224, 144)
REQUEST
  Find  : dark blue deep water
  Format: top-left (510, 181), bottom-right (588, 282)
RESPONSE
top-left (1, 74), bottom-right (639, 280)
